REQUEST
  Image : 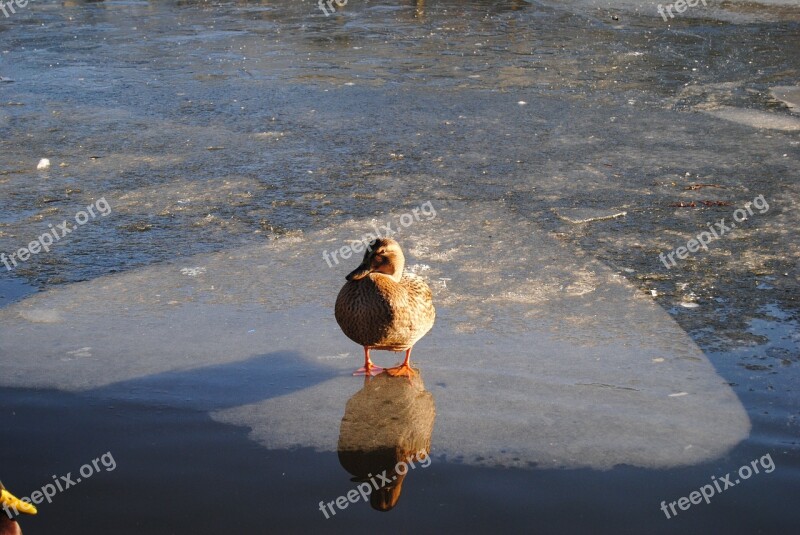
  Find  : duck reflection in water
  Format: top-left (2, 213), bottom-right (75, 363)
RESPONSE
top-left (337, 372), bottom-right (435, 512)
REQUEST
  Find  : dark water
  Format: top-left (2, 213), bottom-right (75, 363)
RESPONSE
top-left (1, 0), bottom-right (799, 533)
top-left (0, 386), bottom-right (795, 534)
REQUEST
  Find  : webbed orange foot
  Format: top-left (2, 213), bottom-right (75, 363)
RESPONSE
top-left (353, 364), bottom-right (384, 376)
top-left (386, 363), bottom-right (418, 377)
top-left (353, 347), bottom-right (384, 376)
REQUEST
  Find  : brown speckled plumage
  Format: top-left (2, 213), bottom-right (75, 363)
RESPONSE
top-left (335, 238), bottom-right (435, 375)
top-left (336, 272), bottom-right (435, 350)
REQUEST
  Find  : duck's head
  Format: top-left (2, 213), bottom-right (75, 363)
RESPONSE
top-left (0, 482), bottom-right (37, 535)
top-left (345, 238), bottom-right (405, 283)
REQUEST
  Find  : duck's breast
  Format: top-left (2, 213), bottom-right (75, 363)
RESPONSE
top-left (335, 277), bottom-right (396, 347)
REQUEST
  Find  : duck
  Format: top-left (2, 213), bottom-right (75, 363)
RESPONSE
top-left (0, 483), bottom-right (37, 535)
top-left (335, 238), bottom-right (435, 377)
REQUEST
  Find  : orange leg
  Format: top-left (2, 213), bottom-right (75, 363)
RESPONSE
top-left (386, 348), bottom-right (418, 377)
top-left (353, 346), bottom-right (384, 376)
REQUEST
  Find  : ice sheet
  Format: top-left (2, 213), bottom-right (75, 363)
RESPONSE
top-left (0, 203), bottom-right (750, 470)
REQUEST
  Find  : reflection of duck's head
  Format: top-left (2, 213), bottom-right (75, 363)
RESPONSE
top-left (338, 373), bottom-right (436, 512)
top-left (0, 483), bottom-right (37, 535)
top-left (370, 473), bottom-right (405, 512)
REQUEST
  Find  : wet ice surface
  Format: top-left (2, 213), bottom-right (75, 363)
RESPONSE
top-left (0, 0), bottom-right (799, 533)
top-left (0, 205), bottom-right (751, 471)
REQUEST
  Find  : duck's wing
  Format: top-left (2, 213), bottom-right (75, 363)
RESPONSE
top-left (397, 274), bottom-right (436, 343)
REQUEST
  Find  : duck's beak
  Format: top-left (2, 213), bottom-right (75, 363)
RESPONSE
top-left (0, 488), bottom-right (37, 516)
top-left (346, 263), bottom-right (372, 281)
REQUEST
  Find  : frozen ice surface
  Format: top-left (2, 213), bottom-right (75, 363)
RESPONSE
top-left (703, 106), bottom-right (800, 132)
top-left (540, 0), bottom-right (800, 23)
top-left (0, 204), bottom-right (749, 470)
top-left (770, 86), bottom-right (800, 112)
top-left (555, 208), bottom-right (628, 225)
